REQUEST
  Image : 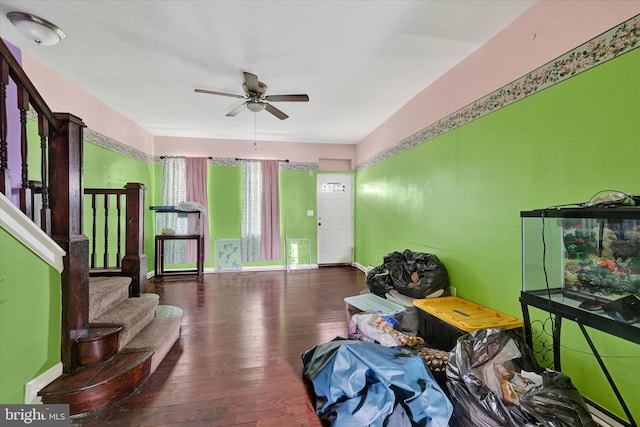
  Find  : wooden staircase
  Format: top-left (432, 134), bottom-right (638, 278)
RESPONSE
top-left (40, 276), bottom-right (183, 414)
top-left (0, 38), bottom-right (183, 414)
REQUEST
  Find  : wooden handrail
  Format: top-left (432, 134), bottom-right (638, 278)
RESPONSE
top-left (0, 38), bottom-right (60, 133)
top-left (84, 188), bottom-right (127, 195)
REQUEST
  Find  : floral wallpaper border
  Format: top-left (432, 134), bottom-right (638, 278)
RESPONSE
top-left (86, 128), bottom-right (157, 164)
top-left (356, 14), bottom-right (640, 171)
top-left (28, 124), bottom-right (319, 171)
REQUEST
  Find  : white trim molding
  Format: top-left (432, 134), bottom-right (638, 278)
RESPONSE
top-left (586, 401), bottom-right (628, 427)
top-left (149, 265), bottom-right (321, 277)
top-left (0, 192), bottom-right (65, 272)
top-left (24, 362), bottom-right (63, 404)
top-left (351, 262), bottom-right (369, 273)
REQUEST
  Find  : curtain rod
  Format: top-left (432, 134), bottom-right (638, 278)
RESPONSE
top-left (159, 156), bottom-right (213, 159)
top-left (235, 158), bottom-right (290, 163)
top-left (158, 156), bottom-right (289, 162)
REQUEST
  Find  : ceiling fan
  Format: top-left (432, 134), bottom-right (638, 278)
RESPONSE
top-left (195, 71), bottom-right (309, 120)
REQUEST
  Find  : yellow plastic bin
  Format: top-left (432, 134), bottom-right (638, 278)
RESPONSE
top-left (413, 296), bottom-right (523, 350)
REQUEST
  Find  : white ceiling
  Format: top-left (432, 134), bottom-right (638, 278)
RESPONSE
top-left (0, 1), bottom-right (537, 145)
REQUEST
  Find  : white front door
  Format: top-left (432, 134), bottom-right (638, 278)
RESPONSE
top-left (317, 173), bottom-right (354, 264)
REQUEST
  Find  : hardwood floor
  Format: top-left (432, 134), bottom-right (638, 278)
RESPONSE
top-left (71, 266), bottom-right (367, 426)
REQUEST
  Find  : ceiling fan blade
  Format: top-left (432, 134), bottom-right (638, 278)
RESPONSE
top-left (265, 103), bottom-right (289, 120)
top-left (264, 94), bottom-right (309, 102)
top-left (195, 88), bottom-right (245, 99)
top-left (243, 72), bottom-right (261, 94)
top-left (226, 102), bottom-right (247, 117)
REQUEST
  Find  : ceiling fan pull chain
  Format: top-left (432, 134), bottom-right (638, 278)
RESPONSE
top-left (254, 113), bottom-right (258, 152)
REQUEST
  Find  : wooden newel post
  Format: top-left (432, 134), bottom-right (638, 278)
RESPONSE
top-left (48, 112), bottom-right (88, 373)
top-left (122, 182), bottom-right (148, 297)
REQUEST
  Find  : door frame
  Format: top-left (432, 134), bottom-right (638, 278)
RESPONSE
top-left (316, 172), bottom-right (354, 265)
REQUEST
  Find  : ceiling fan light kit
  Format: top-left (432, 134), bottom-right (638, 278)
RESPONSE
top-left (195, 71), bottom-right (309, 120)
top-left (7, 11), bottom-right (66, 46)
top-left (247, 101), bottom-right (265, 113)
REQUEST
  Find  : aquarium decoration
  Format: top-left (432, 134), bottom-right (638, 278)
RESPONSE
top-left (562, 219), bottom-right (640, 297)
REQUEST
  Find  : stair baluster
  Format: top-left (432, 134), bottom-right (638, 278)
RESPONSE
top-left (116, 192), bottom-right (122, 267)
top-left (38, 114), bottom-right (51, 234)
top-left (90, 193), bottom-right (98, 268)
top-left (103, 193), bottom-right (110, 268)
top-left (17, 86), bottom-right (31, 219)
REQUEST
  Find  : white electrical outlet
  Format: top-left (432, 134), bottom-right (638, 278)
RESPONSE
top-left (450, 286), bottom-right (457, 296)
top-left (307, 210), bottom-right (314, 216)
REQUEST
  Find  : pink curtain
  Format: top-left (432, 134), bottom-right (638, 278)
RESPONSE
top-left (260, 160), bottom-right (281, 260)
top-left (186, 157), bottom-right (209, 262)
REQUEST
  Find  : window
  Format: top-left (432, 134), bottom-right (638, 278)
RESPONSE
top-left (241, 160), bottom-right (281, 263)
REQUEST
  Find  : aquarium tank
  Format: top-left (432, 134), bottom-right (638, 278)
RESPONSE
top-left (521, 207), bottom-right (640, 324)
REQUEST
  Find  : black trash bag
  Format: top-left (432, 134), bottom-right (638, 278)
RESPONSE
top-left (446, 328), bottom-right (596, 427)
top-left (365, 265), bottom-right (394, 297)
top-left (519, 371), bottom-right (597, 427)
top-left (385, 249), bottom-right (450, 298)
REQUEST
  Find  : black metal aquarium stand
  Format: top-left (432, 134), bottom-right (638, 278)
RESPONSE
top-left (520, 290), bottom-right (639, 427)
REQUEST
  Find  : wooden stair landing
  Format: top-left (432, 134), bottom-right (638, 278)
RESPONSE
top-left (39, 351), bottom-right (153, 415)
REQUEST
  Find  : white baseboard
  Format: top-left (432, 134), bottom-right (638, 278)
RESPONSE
top-left (285, 264), bottom-right (319, 271)
top-left (25, 362), bottom-right (63, 404)
top-left (586, 402), bottom-right (628, 427)
top-left (149, 264), bottom-right (321, 277)
top-left (352, 262), bottom-right (369, 273)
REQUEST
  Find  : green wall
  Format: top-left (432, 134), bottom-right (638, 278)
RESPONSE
top-left (354, 48), bottom-right (640, 418)
top-left (0, 229), bottom-right (61, 403)
top-left (281, 169), bottom-right (320, 265)
top-left (82, 143), bottom-right (156, 270)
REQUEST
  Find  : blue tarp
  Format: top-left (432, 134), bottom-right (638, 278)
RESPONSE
top-left (302, 339), bottom-right (452, 427)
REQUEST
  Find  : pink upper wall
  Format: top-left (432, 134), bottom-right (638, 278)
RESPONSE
top-left (22, 54), bottom-right (155, 154)
top-left (356, 0), bottom-right (640, 165)
top-left (154, 136), bottom-right (356, 164)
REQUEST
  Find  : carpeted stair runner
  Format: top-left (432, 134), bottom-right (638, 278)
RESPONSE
top-left (88, 276), bottom-right (130, 321)
top-left (40, 276), bottom-right (183, 414)
top-left (91, 297), bottom-right (159, 350)
top-left (89, 276), bottom-right (183, 362)
top-left (123, 307), bottom-right (184, 372)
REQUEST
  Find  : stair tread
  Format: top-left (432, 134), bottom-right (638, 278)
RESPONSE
top-left (40, 351), bottom-right (153, 395)
top-left (156, 304), bottom-right (184, 318)
top-left (91, 298), bottom-right (159, 350)
top-left (77, 326), bottom-right (122, 343)
top-left (123, 316), bottom-right (183, 352)
top-left (89, 275), bottom-right (131, 287)
top-left (89, 276), bottom-right (131, 321)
